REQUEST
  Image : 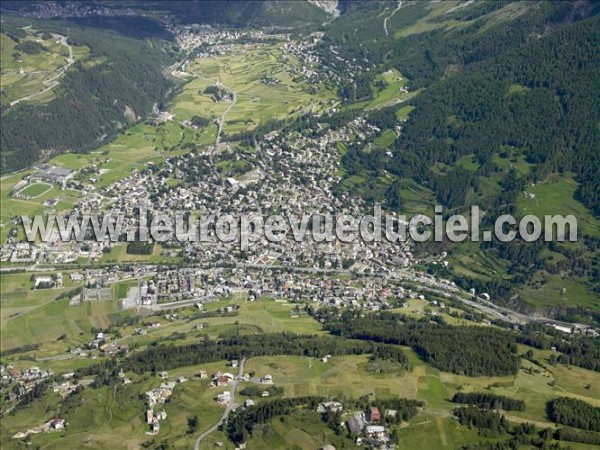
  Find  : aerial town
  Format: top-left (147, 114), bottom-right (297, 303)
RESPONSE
top-left (2, 2), bottom-right (599, 449)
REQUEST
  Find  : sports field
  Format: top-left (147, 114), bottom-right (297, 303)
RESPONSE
top-left (15, 182), bottom-right (52, 198)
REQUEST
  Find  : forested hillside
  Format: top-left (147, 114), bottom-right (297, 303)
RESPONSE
top-left (320, 0), bottom-right (600, 316)
top-left (0, 16), bottom-right (173, 173)
top-left (1, 0), bottom-right (331, 28)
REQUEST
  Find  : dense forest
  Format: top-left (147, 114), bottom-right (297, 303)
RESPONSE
top-left (0, 16), bottom-right (173, 173)
top-left (324, 311), bottom-right (520, 376)
top-left (517, 324), bottom-right (600, 372)
top-left (226, 397), bottom-right (324, 443)
top-left (547, 397), bottom-right (600, 432)
top-left (454, 406), bottom-right (509, 436)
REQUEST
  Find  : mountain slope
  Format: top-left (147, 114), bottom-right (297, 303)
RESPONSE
top-left (321, 0), bottom-right (600, 317)
top-left (2, 0), bottom-right (332, 28)
top-left (0, 15), bottom-right (173, 173)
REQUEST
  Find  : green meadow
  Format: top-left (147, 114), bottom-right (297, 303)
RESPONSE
top-left (1, 29), bottom-right (89, 105)
top-left (180, 43), bottom-right (336, 135)
top-left (0, 271), bottom-right (123, 354)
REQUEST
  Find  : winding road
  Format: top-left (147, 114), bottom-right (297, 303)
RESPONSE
top-left (384, 1), bottom-right (403, 36)
top-left (10, 34), bottom-right (74, 106)
top-left (194, 357), bottom-right (246, 450)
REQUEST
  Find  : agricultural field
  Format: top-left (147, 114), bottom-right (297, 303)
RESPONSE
top-left (1, 27), bottom-right (89, 106)
top-left (0, 270), bottom-right (125, 354)
top-left (178, 42), bottom-right (336, 135)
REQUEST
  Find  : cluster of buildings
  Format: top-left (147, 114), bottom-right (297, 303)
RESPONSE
top-left (33, 273), bottom-right (63, 289)
top-left (144, 381), bottom-right (177, 434)
top-left (282, 32), bottom-right (343, 86)
top-left (1, 365), bottom-right (54, 404)
top-left (0, 30), bottom-right (465, 317)
top-left (346, 407), bottom-right (394, 448)
top-left (171, 25), bottom-right (285, 55)
top-left (29, 165), bottom-right (75, 185)
top-left (23, 1), bottom-right (137, 19)
top-left (0, 242), bottom-right (38, 263)
top-left (124, 265), bottom-right (446, 313)
top-left (316, 402), bottom-right (396, 448)
top-left (98, 108), bottom-right (422, 280)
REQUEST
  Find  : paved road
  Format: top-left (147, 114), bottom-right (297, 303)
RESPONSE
top-left (11, 34), bottom-right (74, 106)
top-left (194, 357), bottom-right (246, 450)
top-left (216, 85), bottom-right (237, 146)
top-left (193, 74), bottom-right (237, 147)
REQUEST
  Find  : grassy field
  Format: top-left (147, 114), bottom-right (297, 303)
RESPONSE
top-left (517, 173), bottom-right (600, 238)
top-left (1, 28), bottom-right (89, 105)
top-left (517, 271), bottom-right (599, 312)
top-left (99, 243), bottom-right (182, 265)
top-left (15, 182), bottom-right (53, 198)
top-left (0, 359), bottom-right (232, 450)
top-left (0, 271), bottom-right (125, 354)
top-left (366, 68), bottom-right (413, 110)
top-left (114, 298), bottom-right (323, 350)
top-left (179, 42), bottom-right (336, 135)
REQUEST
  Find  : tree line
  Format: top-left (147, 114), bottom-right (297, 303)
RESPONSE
top-left (226, 396), bottom-right (324, 443)
top-left (324, 311), bottom-right (520, 376)
top-left (452, 392), bottom-right (525, 412)
top-left (547, 397), bottom-right (600, 432)
top-left (75, 332), bottom-right (412, 382)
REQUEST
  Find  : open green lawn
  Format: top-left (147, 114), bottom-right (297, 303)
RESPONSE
top-left (517, 271), bottom-right (599, 312)
top-left (99, 243), bottom-right (182, 264)
top-left (115, 298), bottom-right (323, 350)
top-left (367, 68), bottom-right (414, 110)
